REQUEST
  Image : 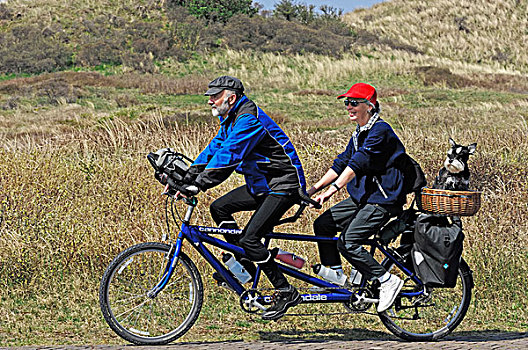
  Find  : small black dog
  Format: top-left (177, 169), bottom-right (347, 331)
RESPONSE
top-left (433, 138), bottom-right (477, 191)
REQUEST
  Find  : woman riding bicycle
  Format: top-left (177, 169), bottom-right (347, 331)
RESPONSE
top-left (307, 82), bottom-right (406, 313)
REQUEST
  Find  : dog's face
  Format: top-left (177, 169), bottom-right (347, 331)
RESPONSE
top-left (444, 138), bottom-right (477, 174)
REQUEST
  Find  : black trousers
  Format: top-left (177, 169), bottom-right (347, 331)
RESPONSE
top-left (210, 185), bottom-right (295, 289)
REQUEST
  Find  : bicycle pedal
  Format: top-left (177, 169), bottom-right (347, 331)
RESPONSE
top-left (412, 293), bottom-right (432, 306)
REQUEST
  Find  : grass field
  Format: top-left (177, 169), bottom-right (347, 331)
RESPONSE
top-left (1, 0), bottom-right (528, 346)
top-left (1, 49), bottom-right (527, 345)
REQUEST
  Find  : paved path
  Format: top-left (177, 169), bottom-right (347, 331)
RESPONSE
top-left (4, 332), bottom-right (528, 350)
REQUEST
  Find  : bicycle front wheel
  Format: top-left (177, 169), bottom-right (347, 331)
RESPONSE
top-left (379, 258), bottom-right (473, 341)
top-left (99, 242), bottom-right (203, 345)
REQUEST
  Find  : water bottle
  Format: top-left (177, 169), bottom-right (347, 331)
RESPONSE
top-left (271, 248), bottom-right (306, 269)
top-left (222, 253), bottom-right (252, 284)
top-left (349, 268), bottom-right (363, 285)
top-left (312, 264), bottom-right (347, 286)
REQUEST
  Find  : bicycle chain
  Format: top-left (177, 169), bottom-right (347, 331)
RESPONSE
top-left (240, 285), bottom-right (378, 316)
top-left (285, 310), bottom-right (380, 317)
top-left (247, 285), bottom-right (363, 292)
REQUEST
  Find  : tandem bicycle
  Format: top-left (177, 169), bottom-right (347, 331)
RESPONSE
top-left (99, 152), bottom-right (473, 344)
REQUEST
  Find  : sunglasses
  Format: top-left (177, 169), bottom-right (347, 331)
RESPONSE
top-left (344, 99), bottom-right (367, 107)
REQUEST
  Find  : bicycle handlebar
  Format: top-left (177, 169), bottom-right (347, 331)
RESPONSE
top-left (149, 151), bottom-right (322, 225)
top-left (296, 187), bottom-right (322, 209)
top-left (275, 188), bottom-right (321, 225)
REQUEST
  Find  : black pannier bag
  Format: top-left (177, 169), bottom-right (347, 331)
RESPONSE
top-left (412, 214), bottom-right (464, 288)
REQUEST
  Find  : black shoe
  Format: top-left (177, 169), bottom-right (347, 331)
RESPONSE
top-left (261, 285), bottom-right (302, 321)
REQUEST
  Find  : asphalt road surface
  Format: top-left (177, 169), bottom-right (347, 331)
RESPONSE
top-left (4, 332), bottom-right (528, 350)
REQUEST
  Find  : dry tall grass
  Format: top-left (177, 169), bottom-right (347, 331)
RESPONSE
top-left (1, 57), bottom-right (527, 343)
top-left (344, 0), bottom-right (528, 72)
top-left (1, 0), bottom-right (528, 344)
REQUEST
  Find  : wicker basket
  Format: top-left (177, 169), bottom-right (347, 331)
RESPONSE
top-left (418, 188), bottom-right (482, 216)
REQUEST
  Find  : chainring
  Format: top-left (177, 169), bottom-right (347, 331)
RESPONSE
top-left (343, 287), bottom-right (375, 313)
top-left (239, 289), bottom-right (265, 314)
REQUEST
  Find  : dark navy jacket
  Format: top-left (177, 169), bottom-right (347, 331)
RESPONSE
top-left (191, 96), bottom-right (306, 196)
top-left (331, 119), bottom-right (406, 206)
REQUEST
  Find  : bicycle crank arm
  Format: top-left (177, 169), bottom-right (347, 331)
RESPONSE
top-left (247, 300), bottom-right (267, 311)
top-left (354, 297), bottom-right (378, 305)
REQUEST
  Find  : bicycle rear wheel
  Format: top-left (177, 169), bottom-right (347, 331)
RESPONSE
top-left (99, 242), bottom-right (203, 345)
top-left (379, 258), bottom-right (473, 341)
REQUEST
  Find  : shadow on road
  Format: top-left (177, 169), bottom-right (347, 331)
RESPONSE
top-left (446, 330), bottom-right (528, 342)
top-left (257, 328), bottom-right (528, 343)
top-left (258, 327), bottom-right (396, 342)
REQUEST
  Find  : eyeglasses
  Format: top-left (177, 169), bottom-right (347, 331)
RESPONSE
top-left (344, 99), bottom-right (367, 107)
top-left (209, 90), bottom-right (225, 101)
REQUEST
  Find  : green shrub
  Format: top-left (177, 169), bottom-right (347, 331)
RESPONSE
top-left (75, 35), bottom-right (125, 67)
top-left (0, 3), bottom-right (12, 20)
top-left (273, 0), bottom-right (345, 27)
top-left (0, 24), bottom-right (72, 74)
top-left (167, 0), bottom-right (258, 23)
top-left (222, 15), bottom-right (354, 57)
top-left (165, 5), bottom-right (220, 53)
top-left (0, 1), bottom-right (355, 74)
top-left (127, 22), bottom-right (172, 59)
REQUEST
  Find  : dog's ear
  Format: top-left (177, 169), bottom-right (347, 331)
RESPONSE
top-left (468, 143), bottom-right (477, 154)
top-left (449, 137), bottom-right (456, 147)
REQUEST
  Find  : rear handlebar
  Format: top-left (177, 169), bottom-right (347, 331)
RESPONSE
top-left (275, 188), bottom-right (321, 225)
top-left (297, 187), bottom-right (322, 209)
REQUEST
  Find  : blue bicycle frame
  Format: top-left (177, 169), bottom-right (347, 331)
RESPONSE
top-left (156, 200), bottom-right (426, 306)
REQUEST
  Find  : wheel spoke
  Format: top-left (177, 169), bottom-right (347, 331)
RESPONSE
top-left (100, 243), bottom-right (203, 345)
top-left (115, 298), bottom-right (151, 320)
top-left (379, 258), bottom-right (472, 341)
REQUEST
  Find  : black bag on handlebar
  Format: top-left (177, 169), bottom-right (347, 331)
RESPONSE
top-left (412, 214), bottom-right (464, 288)
top-left (147, 148), bottom-right (192, 185)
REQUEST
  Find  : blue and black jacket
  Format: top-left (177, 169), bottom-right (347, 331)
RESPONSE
top-left (191, 96), bottom-right (306, 196)
top-left (332, 118), bottom-right (407, 206)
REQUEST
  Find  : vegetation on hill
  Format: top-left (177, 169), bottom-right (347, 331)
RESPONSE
top-left (343, 0), bottom-right (528, 72)
top-left (0, 0), bottom-right (527, 346)
top-left (0, 0), bottom-right (353, 75)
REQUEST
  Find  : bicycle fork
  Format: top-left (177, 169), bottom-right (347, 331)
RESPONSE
top-left (146, 237), bottom-right (183, 299)
top-left (146, 203), bottom-right (193, 298)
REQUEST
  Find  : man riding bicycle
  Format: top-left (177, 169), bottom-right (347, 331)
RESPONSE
top-left (178, 75), bottom-right (306, 321)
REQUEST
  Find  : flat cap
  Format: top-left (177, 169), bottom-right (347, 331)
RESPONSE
top-left (204, 75), bottom-right (245, 96)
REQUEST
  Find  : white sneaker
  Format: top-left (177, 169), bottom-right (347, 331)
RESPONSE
top-left (377, 275), bottom-right (404, 312)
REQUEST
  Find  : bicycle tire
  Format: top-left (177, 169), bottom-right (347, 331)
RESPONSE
top-left (379, 258), bottom-right (473, 341)
top-left (99, 242), bottom-right (203, 345)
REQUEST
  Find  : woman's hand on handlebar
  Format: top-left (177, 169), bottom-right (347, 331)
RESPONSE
top-left (306, 186), bottom-right (327, 208)
top-left (313, 183), bottom-right (340, 207)
top-left (306, 186), bottom-right (317, 197)
top-left (313, 192), bottom-right (331, 206)
top-left (306, 185), bottom-right (332, 208)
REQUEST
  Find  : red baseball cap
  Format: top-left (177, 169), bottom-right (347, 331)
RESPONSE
top-left (337, 83), bottom-right (377, 105)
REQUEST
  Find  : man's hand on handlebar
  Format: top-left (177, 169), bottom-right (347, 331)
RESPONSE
top-left (157, 171), bottom-right (200, 198)
top-left (175, 184), bottom-right (200, 198)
